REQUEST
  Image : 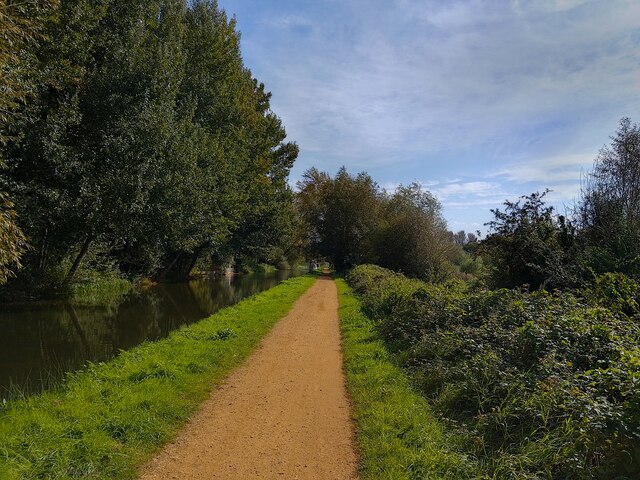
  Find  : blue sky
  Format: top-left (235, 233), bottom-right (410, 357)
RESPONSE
top-left (217, 0), bottom-right (640, 233)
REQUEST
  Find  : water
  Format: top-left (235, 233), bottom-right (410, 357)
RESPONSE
top-left (0, 270), bottom-right (302, 396)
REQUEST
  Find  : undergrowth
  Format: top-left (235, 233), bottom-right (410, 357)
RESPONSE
top-left (347, 265), bottom-right (640, 480)
top-left (68, 277), bottom-right (133, 306)
top-left (336, 278), bottom-right (482, 479)
top-left (0, 275), bottom-right (315, 479)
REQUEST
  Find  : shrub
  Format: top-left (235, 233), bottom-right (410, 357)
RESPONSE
top-left (347, 265), bottom-right (640, 479)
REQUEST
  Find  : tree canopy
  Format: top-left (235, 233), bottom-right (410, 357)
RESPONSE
top-left (297, 167), bottom-right (456, 279)
top-left (0, 0), bottom-right (299, 289)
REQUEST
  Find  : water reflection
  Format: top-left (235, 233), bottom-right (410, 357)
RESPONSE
top-left (0, 270), bottom-right (301, 396)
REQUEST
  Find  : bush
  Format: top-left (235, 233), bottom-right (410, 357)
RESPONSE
top-left (347, 265), bottom-right (640, 479)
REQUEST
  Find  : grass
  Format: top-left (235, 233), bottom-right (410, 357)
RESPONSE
top-left (0, 274), bottom-right (316, 479)
top-left (255, 263), bottom-right (278, 273)
top-left (336, 278), bottom-right (482, 480)
top-left (68, 278), bottom-right (133, 306)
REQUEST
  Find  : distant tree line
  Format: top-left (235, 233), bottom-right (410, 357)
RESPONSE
top-left (296, 167), bottom-right (461, 281)
top-left (0, 0), bottom-right (299, 292)
top-left (296, 118), bottom-right (640, 290)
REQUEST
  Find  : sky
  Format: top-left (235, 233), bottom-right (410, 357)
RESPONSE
top-left (216, 0), bottom-right (640, 234)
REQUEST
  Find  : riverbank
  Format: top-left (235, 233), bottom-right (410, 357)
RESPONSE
top-left (0, 275), bottom-right (315, 479)
top-left (0, 269), bottom-right (304, 398)
top-left (336, 278), bottom-right (480, 479)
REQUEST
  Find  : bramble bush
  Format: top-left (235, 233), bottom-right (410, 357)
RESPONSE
top-left (347, 264), bottom-right (640, 479)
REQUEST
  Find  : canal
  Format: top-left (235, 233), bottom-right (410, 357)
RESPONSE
top-left (0, 270), bottom-right (303, 397)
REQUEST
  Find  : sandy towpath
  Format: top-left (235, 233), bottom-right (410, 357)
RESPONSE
top-left (139, 276), bottom-right (358, 480)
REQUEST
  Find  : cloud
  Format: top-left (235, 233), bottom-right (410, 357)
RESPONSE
top-left (219, 0), bottom-right (640, 233)
top-left (497, 153), bottom-right (594, 184)
top-left (430, 181), bottom-right (503, 200)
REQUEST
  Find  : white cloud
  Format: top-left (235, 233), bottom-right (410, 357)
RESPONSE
top-left (497, 153), bottom-right (594, 184)
top-left (220, 0), bottom-right (639, 232)
top-left (430, 181), bottom-right (503, 200)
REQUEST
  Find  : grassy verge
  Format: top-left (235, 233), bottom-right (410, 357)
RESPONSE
top-left (336, 278), bottom-right (481, 479)
top-left (0, 275), bottom-right (316, 480)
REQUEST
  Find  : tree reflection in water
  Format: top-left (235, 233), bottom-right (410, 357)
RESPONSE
top-left (0, 270), bottom-right (300, 397)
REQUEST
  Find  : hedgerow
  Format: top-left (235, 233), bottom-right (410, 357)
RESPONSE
top-left (347, 264), bottom-right (640, 479)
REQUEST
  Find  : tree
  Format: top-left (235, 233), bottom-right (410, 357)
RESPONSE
top-left (0, 192), bottom-right (27, 283)
top-left (577, 117), bottom-right (640, 275)
top-left (1, 0), bottom-right (300, 288)
top-left (320, 168), bottom-right (381, 269)
top-left (297, 167), bottom-right (381, 270)
top-left (481, 190), bottom-right (577, 289)
top-left (0, 0), bottom-right (56, 283)
top-left (0, 0), bottom-right (56, 145)
top-left (296, 167), bottom-right (331, 257)
top-left (297, 170), bottom-right (458, 279)
top-left (377, 183), bottom-right (455, 281)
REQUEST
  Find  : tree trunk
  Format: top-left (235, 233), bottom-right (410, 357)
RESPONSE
top-left (66, 303), bottom-right (91, 357)
top-left (63, 235), bottom-right (93, 286)
top-left (186, 250), bottom-right (201, 277)
top-left (38, 227), bottom-right (48, 272)
top-left (156, 249), bottom-right (202, 282)
top-left (157, 251), bottom-right (182, 281)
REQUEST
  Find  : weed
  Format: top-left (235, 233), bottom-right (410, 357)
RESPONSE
top-left (337, 278), bottom-right (482, 479)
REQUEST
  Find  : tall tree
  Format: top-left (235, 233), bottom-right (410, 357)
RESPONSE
top-left (0, 0), bottom-right (55, 283)
top-left (578, 117), bottom-right (640, 275)
top-left (1, 0), bottom-right (299, 288)
top-left (297, 167), bottom-right (382, 270)
top-left (377, 183), bottom-right (455, 281)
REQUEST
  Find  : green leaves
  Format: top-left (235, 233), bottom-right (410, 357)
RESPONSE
top-left (348, 264), bottom-right (640, 479)
top-left (0, 192), bottom-right (27, 284)
top-left (1, 0), bottom-right (298, 286)
top-left (481, 190), bottom-right (578, 290)
top-left (297, 169), bottom-right (454, 279)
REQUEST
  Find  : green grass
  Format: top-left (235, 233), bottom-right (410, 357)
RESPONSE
top-left (0, 275), bottom-right (316, 480)
top-left (69, 278), bottom-right (133, 306)
top-left (336, 278), bottom-right (482, 480)
top-left (255, 263), bottom-right (278, 273)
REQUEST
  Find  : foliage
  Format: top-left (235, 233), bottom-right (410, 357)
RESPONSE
top-left (0, 192), bottom-right (27, 284)
top-left (297, 168), bottom-right (456, 279)
top-left (348, 264), bottom-right (640, 479)
top-left (577, 117), bottom-right (640, 276)
top-left (67, 277), bottom-right (133, 306)
top-left (481, 190), bottom-right (578, 290)
top-left (297, 167), bottom-right (381, 270)
top-left (336, 278), bottom-right (482, 479)
top-left (0, 0), bottom-right (56, 146)
top-left (480, 118), bottom-right (640, 291)
top-left (581, 271), bottom-right (640, 316)
top-left (377, 183), bottom-right (459, 281)
top-left (0, 0), bottom-right (298, 292)
top-left (0, 0), bottom-right (55, 283)
top-left (0, 274), bottom-right (315, 479)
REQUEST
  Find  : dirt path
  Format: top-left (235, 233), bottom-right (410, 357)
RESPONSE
top-left (139, 276), bottom-right (358, 479)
